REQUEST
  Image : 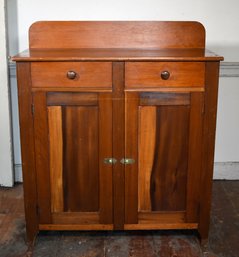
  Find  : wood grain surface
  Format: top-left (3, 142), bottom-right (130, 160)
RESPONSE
top-left (31, 62), bottom-right (112, 88)
top-left (112, 62), bottom-right (125, 229)
top-left (137, 93), bottom-right (191, 213)
top-left (13, 48), bottom-right (223, 62)
top-left (33, 92), bottom-right (52, 224)
top-left (125, 62), bottom-right (205, 88)
top-left (16, 63), bottom-right (39, 242)
top-left (149, 105), bottom-right (189, 211)
top-left (62, 106), bottom-right (99, 212)
top-left (29, 21), bottom-right (205, 49)
top-left (186, 92), bottom-right (204, 223)
top-left (98, 93), bottom-right (113, 224)
top-left (199, 62), bottom-right (220, 240)
top-left (138, 106), bottom-right (156, 211)
top-left (52, 212), bottom-right (99, 224)
top-left (48, 106), bottom-right (64, 213)
top-left (47, 92), bottom-right (98, 106)
top-left (140, 92), bottom-right (190, 106)
top-left (125, 92), bottom-right (139, 224)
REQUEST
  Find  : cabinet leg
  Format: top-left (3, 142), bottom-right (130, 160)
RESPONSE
top-left (21, 230), bottom-right (37, 257)
top-left (200, 238), bottom-right (209, 248)
top-left (198, 225), bottom-right (209, 245)
top-left (25, 222), bottom-right (38, 244)
top-left (200, 237), bottom-right (217, 257)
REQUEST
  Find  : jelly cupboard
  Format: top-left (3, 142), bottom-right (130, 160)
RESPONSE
top-left (12, 21), bottom-right (223, 242)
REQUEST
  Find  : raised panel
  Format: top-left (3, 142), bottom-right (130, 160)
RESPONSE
top-left (62, 106), bottom-right (99, 212)
top-left (138, 105), bottom-right (190, 212)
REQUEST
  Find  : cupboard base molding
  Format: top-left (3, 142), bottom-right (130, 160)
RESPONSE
top-left (39, 223), bottom-right (198, 231)
top-left (137, 211), bottom-right (185, 223)
top-left (39, 224), bottom-right (114, 231)
top-left (13, 21), bottom-right (223, 242)
top-left (124, 223), bottom-right (198, 230)
top-left (52, 212), bottom-right (100, 224)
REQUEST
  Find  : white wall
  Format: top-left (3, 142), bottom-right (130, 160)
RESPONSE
top-left (215, 77), bottom-right (239, 162)
top-left (6, 0), bottom-right (239, 181)
top-left (0, 0), bottom-right (13, 186)
top-left (13, 0), bottom-right (239, 61)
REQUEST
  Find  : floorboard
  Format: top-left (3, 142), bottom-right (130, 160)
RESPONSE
top-left (0, 181), bottom-right (238, 257)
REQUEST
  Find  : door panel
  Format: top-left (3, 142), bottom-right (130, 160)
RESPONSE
top-left (62, 106), bottom-right (99, 212)
top-left (33, 92), bottom-right (113, 225)
top-left (139, 105), bottom-right (190, 212)
top-left (125, 91), bottom-right (203, 226)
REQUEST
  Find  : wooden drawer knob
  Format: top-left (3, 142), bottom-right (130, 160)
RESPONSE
top-left (161, 70), bottom-right (170, 80)
top-left (66, 70), bottom-right (77, 80)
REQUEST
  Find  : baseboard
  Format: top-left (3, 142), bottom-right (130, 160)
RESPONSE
top-left (14, 164), bottom-right (23, 182)
top-left (213, 162), bottom-right (239, 180)
top-left (219, 62), bottom-right (239, 77)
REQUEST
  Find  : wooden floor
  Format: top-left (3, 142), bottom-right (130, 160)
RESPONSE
top-left (0, 181), bottom-right (238, 257)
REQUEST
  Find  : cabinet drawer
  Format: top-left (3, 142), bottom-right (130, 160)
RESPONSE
top-left (125, 62), bottom-right (205, 88)
top-left (31, 62), bottom-right (112, 88)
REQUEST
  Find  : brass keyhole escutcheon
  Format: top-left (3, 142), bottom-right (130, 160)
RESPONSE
top-left (120, 158), bottom-right (135, 165)
top-left (104, 158), bottom-right (117, 164)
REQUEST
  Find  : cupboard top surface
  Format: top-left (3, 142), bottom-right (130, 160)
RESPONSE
top-left (12, 48), bottom-right (223, 62)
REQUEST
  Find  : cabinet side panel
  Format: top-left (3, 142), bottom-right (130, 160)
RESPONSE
top-left (199, 62), bottom-right (220, 240)
top-left (62, 106), bottom-right (99, 212)
top-left (16, 62), bottom-right (39, 241)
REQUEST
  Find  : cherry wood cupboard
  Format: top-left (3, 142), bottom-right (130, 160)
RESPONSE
top-left (12, 21), bottom-right (223, 242)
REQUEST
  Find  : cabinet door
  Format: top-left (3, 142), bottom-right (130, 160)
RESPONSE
top-left (33, 92), bottom-right (113, 228)
top-left (125, 91), bottom-right (203, 229)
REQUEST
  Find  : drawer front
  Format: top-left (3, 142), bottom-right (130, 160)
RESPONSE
top-left (31, 62), bottom-right (112, 88)
top-left (125, 62), bottom-right (205, 88)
